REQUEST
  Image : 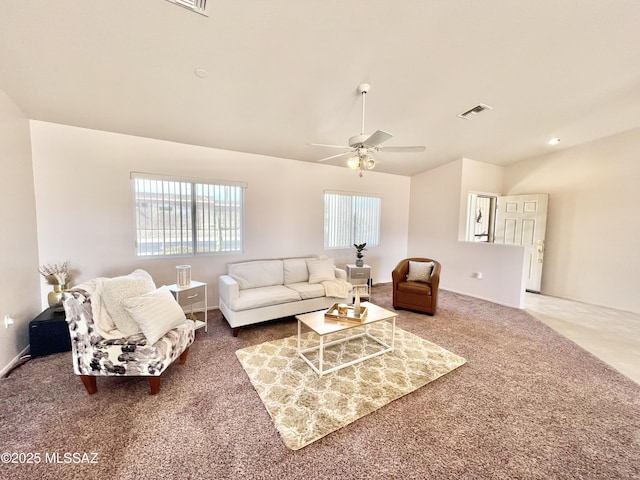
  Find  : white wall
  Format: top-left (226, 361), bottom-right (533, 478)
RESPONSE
top-left (29, 121), bottom-right (411, 308)
top-left (0, 89), bottom-right (41, 375)
top-left (408, 158), bottom-right (526, 308)
top-left (503, 127), bottom-right (640, 313)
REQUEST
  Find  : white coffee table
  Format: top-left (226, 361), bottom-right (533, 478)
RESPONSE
top-left (296, 302), bottom-right (397, 377)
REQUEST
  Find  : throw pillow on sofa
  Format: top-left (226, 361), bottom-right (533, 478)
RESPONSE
top-left (306, 257), bottom-right (336, 284)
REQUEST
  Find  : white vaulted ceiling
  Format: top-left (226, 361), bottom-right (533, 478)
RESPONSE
top-left (1, 0), bottom-right (639, 176)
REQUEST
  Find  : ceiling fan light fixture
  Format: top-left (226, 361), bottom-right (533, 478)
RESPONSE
top-left (365, 157), bottom-right (375, 170)
top-left (311, 83), bottom-right (426, 171)
top-left (348, 156), bottom-right (361, 170)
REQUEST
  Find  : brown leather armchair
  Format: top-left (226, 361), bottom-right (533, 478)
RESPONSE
top-left (392, 258), bottom-right (441, 315)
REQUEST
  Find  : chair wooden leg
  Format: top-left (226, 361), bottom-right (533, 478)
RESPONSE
top-left (232, 327), bottom-right (239, 337)
top-left (148, 376), bottom-right (161, 395)
top-left (179, 347), bottom-right (190, 365)
top-left (80, 375), bottom-right (97, 395)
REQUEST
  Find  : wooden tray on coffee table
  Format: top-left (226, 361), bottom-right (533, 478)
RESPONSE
top-left (324, 303), bottom-right (368, 323)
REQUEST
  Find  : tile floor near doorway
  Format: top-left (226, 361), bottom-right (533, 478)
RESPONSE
top-left (525, 293), bottom-right (640, 385)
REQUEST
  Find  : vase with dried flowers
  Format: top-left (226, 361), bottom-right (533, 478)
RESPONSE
top-left (39, 262), bottom-right (71, 308)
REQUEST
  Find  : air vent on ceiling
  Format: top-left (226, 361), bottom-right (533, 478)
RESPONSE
top-left (457, 103), bottom-right (493, 119)
top-left (165, 0), bottom-right (208, 16)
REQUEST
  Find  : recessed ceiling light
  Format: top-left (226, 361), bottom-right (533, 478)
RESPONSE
top-left (194, 68), bottom-right (208, 78)
top-left (548, 138), bottom-right (561, 145)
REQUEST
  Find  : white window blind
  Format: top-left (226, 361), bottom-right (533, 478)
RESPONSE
top-left (132, 173), bottom-right (244, 257)
top-left (195, 183), bottom-right (243, 253)
top-left (324, 191), bottom-right (381, 249)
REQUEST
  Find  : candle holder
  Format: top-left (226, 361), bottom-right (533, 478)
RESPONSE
top-left (176, 265), bottom-right (191, 287)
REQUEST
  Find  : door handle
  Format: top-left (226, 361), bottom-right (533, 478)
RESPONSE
top-left (536, 240), bottom-right (544, 263)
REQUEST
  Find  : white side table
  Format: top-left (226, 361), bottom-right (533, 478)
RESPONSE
top-left (168, 281), bottom-right (208, 332)
top-left (346, 264), bottom-right (371, 299)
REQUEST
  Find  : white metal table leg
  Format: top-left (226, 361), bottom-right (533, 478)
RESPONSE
top-left (319, 334), bottom-right (324, 376)
top-left (296, 307), bottom-right (398, 377)
top-left (391, 317), bottom-right (396, 350)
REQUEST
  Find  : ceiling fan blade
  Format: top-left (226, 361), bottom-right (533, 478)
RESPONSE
top-left (309, 143), bottom-right (351, 149)
top-left (377, 145), bottom-right (426, 153)
top-left (362, 130), bottom-right (393, 148)
top-left (317, 151), bottom-right (353, 162)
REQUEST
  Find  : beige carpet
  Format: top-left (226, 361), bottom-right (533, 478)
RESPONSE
top-left (3, 285), bottom-right (639, 479)
top-left (236, 321), bottom-right (466, 450)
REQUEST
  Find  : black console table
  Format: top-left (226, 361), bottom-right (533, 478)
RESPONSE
top-left (29, 307), bottom-right (72, 358)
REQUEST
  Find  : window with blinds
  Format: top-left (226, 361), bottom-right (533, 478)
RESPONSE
top-left (132, 173), bottom-right (244, 257)
top-left (324, 191), bottom-right (381, 249)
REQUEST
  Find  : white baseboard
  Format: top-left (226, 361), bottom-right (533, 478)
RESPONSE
top-left (1, 345), bottom-right (31, 378)
top-left (440, 287), bottom-right (523, 310)
top-left (373, 282), bottom-right (523, 310)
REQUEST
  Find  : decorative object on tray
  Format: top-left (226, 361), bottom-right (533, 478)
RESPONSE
top-left (39, 261), bottom-right (72, 308)
top-left (325, 303), bottom-right (368, 323)
top-left (354, 242), bottom-right (367, 267)
top-left (176, 265), bottom-right (191, 287)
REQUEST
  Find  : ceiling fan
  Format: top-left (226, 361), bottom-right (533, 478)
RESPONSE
top-left (310, 83), bottom-right (425, 175)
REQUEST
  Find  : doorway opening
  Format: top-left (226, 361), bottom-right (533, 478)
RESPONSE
top-left (466, 194), bottom-right (497, 243)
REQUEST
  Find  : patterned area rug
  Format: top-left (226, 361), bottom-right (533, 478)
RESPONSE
top-left (236, 321), bottom-right (466, 450)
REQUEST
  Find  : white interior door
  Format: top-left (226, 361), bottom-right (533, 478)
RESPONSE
top-left (494, 194), bottom-right (548, 292)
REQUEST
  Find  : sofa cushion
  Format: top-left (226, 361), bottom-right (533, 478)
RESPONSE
top-left (283, 258), bottom-right (311, 284)
top-left (306, 257), bottom-right (336, 284)
top-left (397, 281), bottom-right (432, 295)
top-left (123, 286), bottom-right (187, 345)
top-left (285, 282), bottom-right (326, 300)
top-left (230, 285), bottom-right (302, 311)
top-left (229, 260), bottom-right (284, 290)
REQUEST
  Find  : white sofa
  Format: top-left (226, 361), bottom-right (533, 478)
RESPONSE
top-left (218, 257), bottom-right (350, 336)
